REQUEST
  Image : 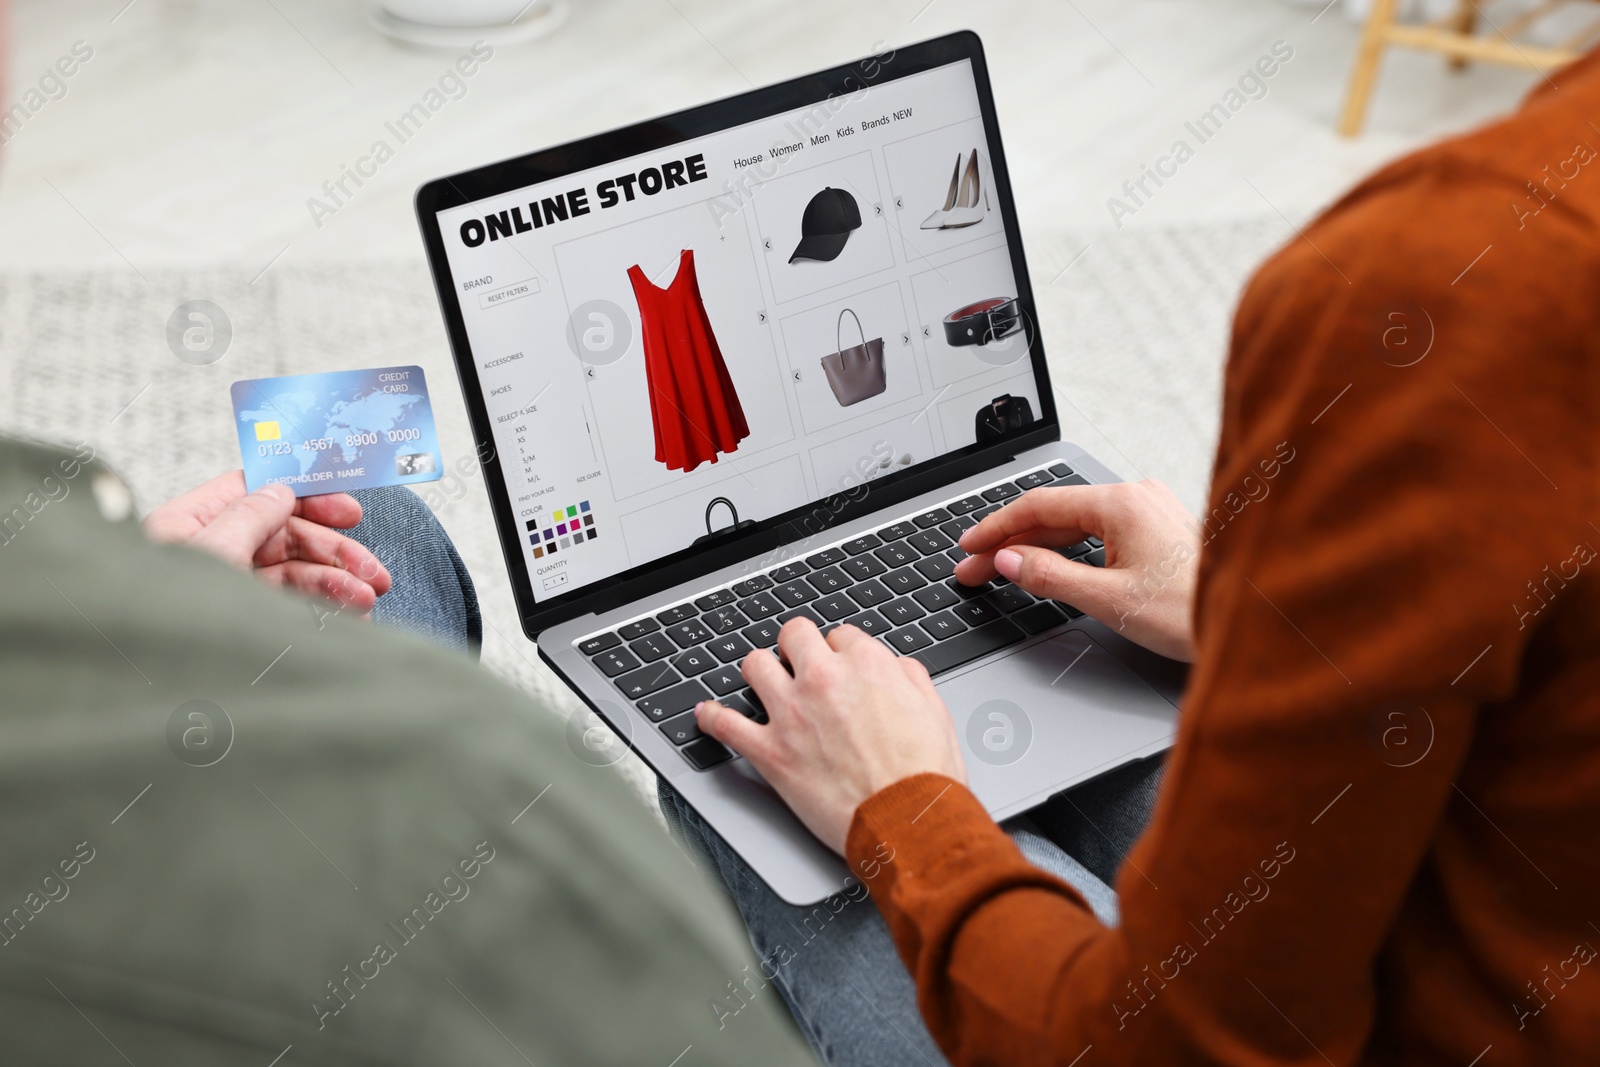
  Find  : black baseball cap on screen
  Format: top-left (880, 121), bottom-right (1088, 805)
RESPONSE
top-left (789, 186), bottom-right (861, 263)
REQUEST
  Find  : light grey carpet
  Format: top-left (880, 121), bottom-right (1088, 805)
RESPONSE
top-left (0, 218), bottom-right (1288, 811)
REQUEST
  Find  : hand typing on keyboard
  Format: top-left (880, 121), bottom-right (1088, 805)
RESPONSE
top-left (694, 617), bottom-right (966, 855)
top-left (954, 479), bottom-right (1200, 662)
top-left (582, 465), bottom-right (1189, 792)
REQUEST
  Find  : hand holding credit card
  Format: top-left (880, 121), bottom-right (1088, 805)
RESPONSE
top-left (231, 366), bottom-right (445, 497)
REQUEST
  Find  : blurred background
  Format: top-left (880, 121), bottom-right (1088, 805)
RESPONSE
top-left (0, 0), bottom-right (1569, 802)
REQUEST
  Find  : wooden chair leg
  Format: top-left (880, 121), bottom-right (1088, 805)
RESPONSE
top-left (1449, 0), bottom-right (1479, 69)
top-left (1338, 0), bottom-right (1402, 136)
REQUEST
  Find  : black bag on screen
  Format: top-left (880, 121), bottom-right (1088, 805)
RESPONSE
top-left (692, 497), bottom-right (756, 545)
top-left (974, 394), bottom-right (1034, 441)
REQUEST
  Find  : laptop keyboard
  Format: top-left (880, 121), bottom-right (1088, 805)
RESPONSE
top-left (576, 463), bottom-right (1104, 770)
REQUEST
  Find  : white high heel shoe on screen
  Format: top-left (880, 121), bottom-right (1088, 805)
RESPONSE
top-left (921, 154), bottom-right (962, 229)
top-left (920, 149), bottom-right (989, 230)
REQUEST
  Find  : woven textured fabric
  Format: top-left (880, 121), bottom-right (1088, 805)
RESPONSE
top-left (347, 486), bottom-right (481, 654)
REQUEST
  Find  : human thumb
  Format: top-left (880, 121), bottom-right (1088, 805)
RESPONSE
top-left (994, 545), bottom-right (1123, 620)
top-left (185, 483), bottom-right (295, 569)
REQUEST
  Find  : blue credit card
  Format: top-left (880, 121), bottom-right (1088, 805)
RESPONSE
top-left (231, 366), bottom-right (444, 497)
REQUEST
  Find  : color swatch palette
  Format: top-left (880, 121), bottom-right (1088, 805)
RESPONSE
top-left (526, 501), bottom-right (597, 559)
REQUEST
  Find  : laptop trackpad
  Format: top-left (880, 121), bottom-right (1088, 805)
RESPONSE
top-left (934, 629), bottom-right (1178, 819)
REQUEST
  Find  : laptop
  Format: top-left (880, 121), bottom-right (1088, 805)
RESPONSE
top-left (415, 30), bottom-right (1184, 905)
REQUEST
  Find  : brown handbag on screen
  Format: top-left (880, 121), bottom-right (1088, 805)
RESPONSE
top-left (820, 308), bottom-right (886, 407)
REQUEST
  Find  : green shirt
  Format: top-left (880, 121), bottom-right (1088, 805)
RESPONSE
top-left (0, 435), bottom-right (816, 1066)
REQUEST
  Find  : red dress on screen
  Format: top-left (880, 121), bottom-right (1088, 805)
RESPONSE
top-left (626, 249), bottom-right (750, 472)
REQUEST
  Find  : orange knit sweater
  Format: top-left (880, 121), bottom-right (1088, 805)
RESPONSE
top-left (846, 53), bottom-right (1600, 1066)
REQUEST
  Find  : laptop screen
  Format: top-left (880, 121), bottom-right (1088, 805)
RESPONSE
top-left (426, 43), bottom-right (1046, 612)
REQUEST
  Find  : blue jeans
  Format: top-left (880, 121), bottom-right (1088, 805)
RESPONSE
top-left (346, 487), bottom-right (481, 655)
top-left (657, 758), bottom-right (1162, 1067)
top-left (346, 488), bottom-right (1163, 1067)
